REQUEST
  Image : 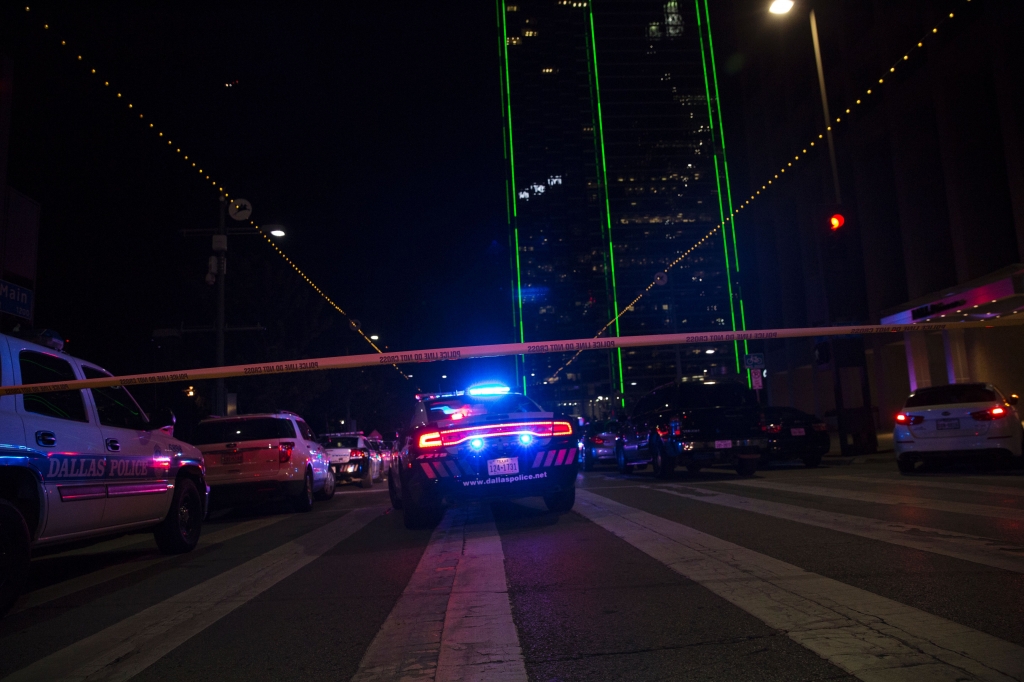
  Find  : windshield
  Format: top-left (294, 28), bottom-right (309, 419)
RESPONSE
top-left (422, 393), bottom-right (544, 425)
top-left (320, 436), bottom-right (359, 449)
top-left (192, 418), bottom-right (297, 445)
top-left (905, 384), bottom-right (998, 407)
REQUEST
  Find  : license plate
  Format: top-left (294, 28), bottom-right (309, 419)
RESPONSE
top-left (714, 440), bottom-right (732, 449)
top-left (790, 428), bottom-right (806, 436)
top-left (220, 453), bottom-right (243, 465)
top-left (487, 457), bottom-right (519, 476)
top-left (936, 418), bottom-right (960, 430)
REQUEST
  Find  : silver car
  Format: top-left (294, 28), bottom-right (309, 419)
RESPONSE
top-left (582, 420), bottom-right (620, 471)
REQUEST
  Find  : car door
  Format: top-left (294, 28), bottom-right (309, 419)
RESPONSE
top-left (294, 418), bottom-right (327, 486)
top-left (13, 344), bottom-right (108, 539)
top-left (81, 365), bottom-right (173, 527)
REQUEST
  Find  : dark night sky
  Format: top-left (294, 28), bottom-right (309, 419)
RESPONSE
top-left (0, 2), bottom-right (517, 400)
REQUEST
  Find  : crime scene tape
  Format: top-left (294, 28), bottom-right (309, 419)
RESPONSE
top-left (1, 318), bottom-right (1021, 396)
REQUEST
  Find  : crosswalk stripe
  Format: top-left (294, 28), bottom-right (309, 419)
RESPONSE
top-left (658, 485), bottom-right (1024, 574)
top-left (575, 489), bottom-right (1024, 682)
top-left (14, 514), bottom-right (293, 614)
top-left (353, 505), bottom-right (526, 682)
top-left (3, 506), bottom-right (383, 682)
top-left (720, 479), bottom-right (1024, 520)
top-left (824, 475), bottom-right (1024, 498)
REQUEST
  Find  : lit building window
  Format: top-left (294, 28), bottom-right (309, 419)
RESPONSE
top-left (523, 30), bottom-right (538, 37)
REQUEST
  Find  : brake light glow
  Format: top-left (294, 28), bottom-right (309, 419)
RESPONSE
top-left (895, 413), bottom-right (924, 425)
top-left (279, 442), bottom-right (294, 464)
top-left (971, 406), bottom-right (1010, 421)
top-left (811, 423), bottom-right (828, 432)
top-left (763, 423), bottom-right (783, 434)
top-left (589, 436), bottom-right (604, 445)
top-left (417, 421), bottom-right (573, 449)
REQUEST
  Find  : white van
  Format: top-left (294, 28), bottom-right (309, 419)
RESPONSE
top-left (0, 331), bottom-right (208, 616)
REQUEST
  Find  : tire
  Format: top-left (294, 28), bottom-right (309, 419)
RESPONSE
top-left (360, 460), bottom-right (374, 489)
top-left (293, 469), bottom-right (314, 512)
top-left (686, 463), bottom-right (702, 475)
top-left (544, 486), bottom-right (576, 513)
top-left (735, 458), bottom-right (757, 477)
top-left (388, 469), bottom-right (403, 509)
top-left (897, 458), bottom-right (917, 475)
top-left (583, 447), bottom-right (595, 472)
top-left (0, 499), bottom-right (31, 617)
top-left (315, 468), bottom-right (336, 501)
top-left (616, 444), bottom-right (634, 474)
top-left (402, 476), bottom-right (442, 529)
top-left (651, 439), bottom-right (675, 479)
top-left (802, 454), bottom-right (823, 468)
top-left (154, 478), bottom-right (203, 554)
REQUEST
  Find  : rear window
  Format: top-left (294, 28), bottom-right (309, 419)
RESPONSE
top-left (192, 418), bottom-right (297, 445)
top-left (905, 384), bottom-right (998, 408)
top-left (320, 436), bottom-right (359, 449)
top-left (423, 394), bottom-right (543, 424)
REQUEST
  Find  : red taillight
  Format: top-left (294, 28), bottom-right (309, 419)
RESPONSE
top-left (419, 421), bottom-right (573, 449)
top-left (418, 432), bottom-right (443, 448)
top-left (350, 448), bottom-right (367, 457)
top-left (971, 406), bottom-right (1010, 421)
top-left (896, 413), bottom-right (924, 425)
top-left (552, 421), bottom-right (574, 436)
top-left (279, 442), bottom-right (294, 464)
top-left (763, 423), bottom-right (783, 434)
top-left (589, 436), bottom-right (604, 445)
top-left (811, 423), bottom-right (827, 432)
top-left (895, 413), bottom-right (907, 423)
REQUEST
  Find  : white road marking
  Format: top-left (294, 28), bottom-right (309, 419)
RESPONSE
top-left (4, 506), bottom-right (383, 682)
top-left (576, 489), bottom-right (1024, 682)
top-left (658, 485), bottom-right (1024, 574)
top-left (14, 514), bottom-right (293, 614)
top-left (823, 475), bottom-right (1024, 498)
top-left (353, 504), bottom-right (526, 682)
top-left (720, 479), bottom-right (1024, 521)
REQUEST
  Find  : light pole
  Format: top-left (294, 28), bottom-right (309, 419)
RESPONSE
top-left (770, 1), bottom-right (842, 204)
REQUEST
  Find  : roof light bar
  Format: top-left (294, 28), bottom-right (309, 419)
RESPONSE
top-left (467, 384), bottom-right (511, 396)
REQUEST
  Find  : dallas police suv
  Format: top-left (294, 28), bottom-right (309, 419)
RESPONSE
top-left (0, 331), bottom-right (207, 617)
top-left (388, 384), bottom-right (579, 528)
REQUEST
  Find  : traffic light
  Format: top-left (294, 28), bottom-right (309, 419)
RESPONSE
top-left (829, 213), bottom-right (845, 231)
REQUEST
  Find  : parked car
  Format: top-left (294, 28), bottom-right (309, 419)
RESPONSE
top-left (319, 432), bottom-right (383, 488)
top-left (894, 383), bottom-right (1023, 473)
top-left (618, 381), bottom-right (764, 477)
top-left (759, 407), bottom-right (831, 467)
top-left (582, 420), bottom-right (620, 471)
top-left (192, 412), bottom-right (334, 509)
top-left (0, 331), bottom-right (207, 617)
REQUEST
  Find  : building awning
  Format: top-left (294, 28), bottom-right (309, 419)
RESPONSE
top-left (880, 264), bottom-right (1024, 325)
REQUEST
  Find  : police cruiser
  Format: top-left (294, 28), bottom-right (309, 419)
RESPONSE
top-left (0, 331), bottom-right (207, 616)
top-left (388, 384), bottom-right (578, 528)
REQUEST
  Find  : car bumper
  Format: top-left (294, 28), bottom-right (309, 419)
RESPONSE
top-left (587, 445), bottom-right (617, 460)
top-left (331, 459), bottom-right (368, 480)
top-left (410, 446), bottom-right (579, 502)
top-left (672, 438), bottom-right (765, 466)
top-left (895, 432), bottom-right (1022, 458)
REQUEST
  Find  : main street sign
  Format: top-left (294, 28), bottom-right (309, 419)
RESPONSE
top-left (0, 280), bottom-right (33, 320)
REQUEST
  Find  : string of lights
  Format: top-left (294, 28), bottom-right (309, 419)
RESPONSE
top-left (22, 6), bottom-right (409, 380)
top-left (541, 1), bottom-right (972, 387)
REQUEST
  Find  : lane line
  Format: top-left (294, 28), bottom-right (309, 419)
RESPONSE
top-left (14, 514), bottom-right (293, 614)
top-left (353, 505), bottom-right (527, 682)
top-left (575, 489), bottom-right (1024, 682)
top-left (822, 475), bottom-right (1024, 499)
top-left (4, 506), bottom-right (383, 682)
top-left (718, 479), bottom-right (1024, 521)
top-left (657, 485), bottom-right (1024, 574)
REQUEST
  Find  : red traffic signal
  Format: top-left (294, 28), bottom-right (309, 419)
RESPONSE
top-left (829, 214), bottom-right (845, 231)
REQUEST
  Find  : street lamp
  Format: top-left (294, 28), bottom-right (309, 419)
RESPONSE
top-left (770, 1), bottom-right (842, 204)
top-left (264, 224), bottom-right (286, 238)
top-left (370, 335), bottom-right (379, 340)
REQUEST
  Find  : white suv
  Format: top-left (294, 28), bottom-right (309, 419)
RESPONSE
top-left (319, 432), bottom-right (383, 489)
top-left (0, 331), bottom-right (207, 617)
top-left (193, 412), bottom-right (334, 510)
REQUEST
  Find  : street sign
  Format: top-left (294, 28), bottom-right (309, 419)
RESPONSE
top-left (0, 280), bottom-right (33, 320)
top-left (743, 353), bottom-right (765, 370)
top-left (751, 372), bottom-right (763, 390)
top-left (228, 198), bottom-right (252, 221)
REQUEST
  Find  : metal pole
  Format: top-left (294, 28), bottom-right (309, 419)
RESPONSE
top-left (810, 9), bottom-right (841, 205)
top-left (215, 197), bottom-right (226, 416)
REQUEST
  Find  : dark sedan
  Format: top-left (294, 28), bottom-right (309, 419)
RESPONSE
top-left (760, 407), bottom-right (831, 467)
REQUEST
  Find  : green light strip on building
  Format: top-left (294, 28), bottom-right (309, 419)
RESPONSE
top-left (497, 0), bottom-right (527, 393)
top-left (588, 3), bottom-right (626, 406)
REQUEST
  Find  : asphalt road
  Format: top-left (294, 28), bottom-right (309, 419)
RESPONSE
top-left (3, 459), bottom-right (1024, 681)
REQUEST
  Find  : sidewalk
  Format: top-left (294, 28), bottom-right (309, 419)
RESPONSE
top-left (823, 431), bottom-right (894, 465)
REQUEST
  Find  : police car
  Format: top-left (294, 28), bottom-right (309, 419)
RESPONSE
top-left (318, 432), bottom-right (383, 488)
top-left (0, 331), bottom-right (208, 617)
top-left (388, 384), bottom-right (578, 528)
top-left (192, 412), bottom-right (334, 509)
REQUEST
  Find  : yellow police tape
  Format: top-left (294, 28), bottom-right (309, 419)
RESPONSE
top-left (2, 318), bottom-right (1021, 396)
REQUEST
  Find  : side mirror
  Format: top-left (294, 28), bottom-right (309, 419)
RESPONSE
top-left (147, 407), bottom-right (177, 432)
top-left (1009, 395), bottom-right (1019, 406)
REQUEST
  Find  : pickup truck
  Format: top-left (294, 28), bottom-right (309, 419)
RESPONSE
top-left (617, 381), bottom-right (765, 477)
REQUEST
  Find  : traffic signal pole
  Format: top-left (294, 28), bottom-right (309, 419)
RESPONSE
top-left (215, 196), bottom-right (227, 416)
top-left (810, 9), bottom-right (842, 205)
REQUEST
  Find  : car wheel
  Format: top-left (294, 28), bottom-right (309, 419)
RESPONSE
top-left (616, 444), bottom-right (634, 474)
top-left (388, 470), bottom-right (403, 509)
top-left (583, 447), bottom-right (595, 472)
top-left (735, 458), bottom-right (757, 477)
top-left (686, 463), bottom-right (702, 475)
top-left (402, 477), bottom-right (442, 529)
top-left (0, 499), bottom-right (31, 617)
top-left (544, 486), bottom-right (576, 513)
top-left (315, 468), bottom-right (336, 501)
top-left (802, 454), bottom-right (823, 468)
top-left (651, 439), bottom-right (675, 479)
top-left (293, 469), bottom-right (314, 512)
top-left (897, 458), bottom-right (918, 475)
top-left (154, 478), bottom-right (203, 554)
top-left (360, 461), bottom-right (374, 489)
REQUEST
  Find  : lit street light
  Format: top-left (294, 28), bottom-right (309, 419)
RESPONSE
top-left (264, 224), bottom-right (286, 238)
top-left (370, 335), bottom-right (379, 340)
top-left (768, 0), bottom-right (793, 13)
